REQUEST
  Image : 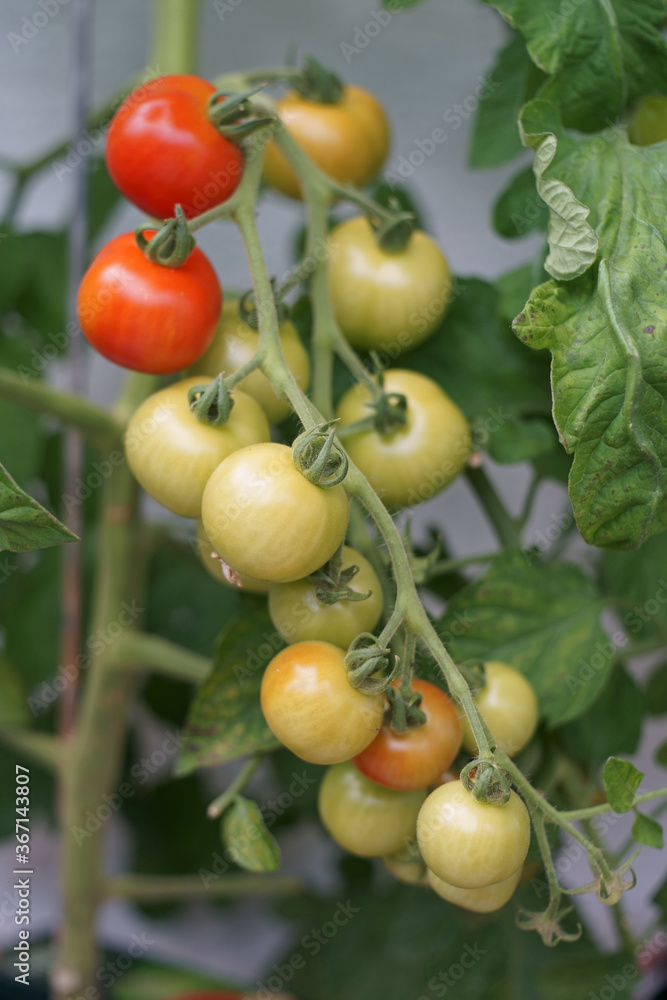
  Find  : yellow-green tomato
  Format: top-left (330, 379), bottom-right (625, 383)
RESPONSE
top-left (124, 377), bottom-right (270, 518)
top-left (462, 661), bottom-right (539, 758)
top-left (629, 95), bottom-right (667, 146)
top-left (336, 369), bottom-right (470, 509)
top-left (191, 300), bottom-right (310, 423)
top-left (260, 641), bottom-right (384, 764)
top-left (201, 442), bottom-right (349, 583)
top-left (327, 216), bottom-right (453, 354)
top-left (417, 779), bottom-right (530, 889)
top-left (267, 545), bottom-right (383, 647)
top-left (318, 761), bottom-right (426, 857)
top-left (427, 865), bottom-right (522, 913)
top-left (382, 845), bottom-right (428, 885)
top-left (195, 520), bottom-right (270, 594)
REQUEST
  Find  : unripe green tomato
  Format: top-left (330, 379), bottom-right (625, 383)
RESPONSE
top-left (260, 641), bottom-right (384, 764)
top-left (417, 779), bottom-right (530, 889)
top-left (201, 442), bottom-right (349, 583)
top-left (124, 377), bottom-right (270, 518)
top-left (319, 761), bottom-right (426, 857)
top-left (462, 661), bottom-right (539, 758)
top-left (327, 215), bottom-right (453, 353)
top-left (191, 300), bottom-right (310, 423)
top-left (196, 520), bottom-right (270, 594)
top-left (629, 95), bottom-right (667, 146)
top-left (382, 845), bottom-right (428, 885)
top-left (427, 865), bottom-right (522, 913)
top-left (268, 545), bottom-right (383, 647)
top-left (336, 369), bottom-right (470, 509)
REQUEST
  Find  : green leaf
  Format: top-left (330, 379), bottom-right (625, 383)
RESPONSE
top-left (383, 0), bottom-right (423, 8)
top-left (469, 33), bottom-right (545, 168)
top-left (493, 165), bottom-right (549, 240)
top-left (175, 604), bottom-right (281, 776)
top-left (602, 757), bottom-right (643, 813)
top-left (656, 739), bottom-right (667, 768)
top-left (559, 664), bottom-right (643, 769)
top-left (221, 794), bottom-right (281, 872)
top-left (438, 552), bottom-right (611, 725)
top-left (495, 260), bottom-right (548, 326)
top-left (514, 101), bottom-right (667, 549)
top-left (485, 415), bottom-right (557, 464)
top-left (0, 654), bottom-right (28, 726)
top-left (0, 230), bottom-right (67, 339)
top-left (601, 531), bottom-right (667, 644)
top-left (0, 462), bottom-right (78, 552)
top-left (646, 662), bottom-right (667, 715)
top-left (482, 0), bottom-right (667, 131)
top-left (404, 278), bottom-right (553, 465)
top-left (632, 809), bottom-right (664, 848)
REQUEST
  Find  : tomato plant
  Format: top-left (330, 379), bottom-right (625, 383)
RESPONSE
top-left (201, 442), bottom-right (349, 582)
top-left (327, 215), bottom-right (452, 353)
top-left (6, 5), bottom-right (667, 998)
top-left (77, 231), bottom-right (221, 373)
top-left (417, 780), bottom-right (531, 888)
top-left (336, 369), bottom-right (471, 508)
top-left (106, 74), bottom-right (244, 220)
top-left (125, 377), bottom-right (270, 518)
top-left (192, 299), bottom-right (311, 423)
top-left (318, 761), bottom-right (426, 857)
top-left (260, 640), bottom-right (384, 763)
top-left (461, 661), bottom-right (539, 759)
top-left (268, 545), bottom-right (383, 646)
top-left (263, 84), bottom-right (390, 198)
top-left (354, 678), bottom-right (462, 791)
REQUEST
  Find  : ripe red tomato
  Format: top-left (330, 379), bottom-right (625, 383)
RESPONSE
top-left (354, 678), bottom-right (462, 791)
top-left (77, 232), bottom-right (221, 374)
top-left (106, 74), bottom-right (244, 220)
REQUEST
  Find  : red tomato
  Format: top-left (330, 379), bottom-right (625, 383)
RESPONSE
top-left (354, 678), bottom-right (462, 791)
top-left (77, 232), bottom-right (221, 374)
top-left (106, 74), bottom-right (244, 220)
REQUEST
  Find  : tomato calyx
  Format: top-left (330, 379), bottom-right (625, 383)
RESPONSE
top-left (238, 284), bottom-right (291, 330)
top-left (187, 375), bottom-right (235, 426)
top-left (308, 544), bottom-right (373, 606)
top-left (207, 83), bottom-right (276, 140)
top-left (135, 206), bottom-right (195, 268)
top-left (371, 208), bottom-right (416, 254)
top-left (460, 758), bottom-right (511, 805)
top-left (292, 421), bottom-right (348, 487)
top-left (291, 56), bottom-right (344, 105)
top-left (385, 682), bottom-right (427, 733)
top-left (344, 632), bottom-right (397, 694)
top-left (516, 904), bottom-right (583, 946)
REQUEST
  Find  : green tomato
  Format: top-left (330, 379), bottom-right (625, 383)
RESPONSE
top-left (382, 844), bottom-right (428, 885)
top-left (327, 215), bottom-right (452, 354)
top-left (336, 369), bottom-right (470, 509)
top-left (319, 761), bottom-right (426, 858)
top-left (268, 545), bottom-right (383, 646)
top-left (428, 865), bottom-right (522, 912)
top-left (417, 779), bottom-right (530, 889)
top-left (201, 442), bottom-right (349, 583)
top-left (191, 300), bottom-right (310, 423)
top-left (462, 661), bottom-right (539, 758)
top-left (124, 377), bottom-right (270, 518)
top-left (629, 95), bottom-right (667, 146)
top-left (196, 520), bottom-right (270, 594)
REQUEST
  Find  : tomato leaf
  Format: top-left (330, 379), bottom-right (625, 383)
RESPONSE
top-left (221, 794), bottom-right (281, 873)
top-left (632, 809), bottom-right (664, 848)
top-left (656, 739), bottom-right (667, 768)
top-left (646, 662), bottom-right (667, 715)
top-left (481, 0), bottom-right (667, 131)
top-left (514, 101), bottom-right (667, 549)
top-left (601, 532), bottom-right (667, 645)
top-left (175, 604), bottom-right (281, 776)
top-left (469, 33), bottom-right (545, 168)
top-left (493, 165), bottom-right (549, 240)
top-left (404, 278), bottom-right (553, 465)
top-left (437, 552), bottom-right (611, 725)
top-left (0, 462), bottom-right (78, 552)
top-left (602, 757), bottom-right (643, 813)
top-left (559, 664), bottom-right (643, 770)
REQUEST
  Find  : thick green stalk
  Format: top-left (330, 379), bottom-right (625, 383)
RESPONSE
top-left (111, 631), bottom-right (211, 684)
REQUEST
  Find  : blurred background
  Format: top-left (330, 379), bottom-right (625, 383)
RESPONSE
top-left (0, 0), bottom-right (665, 996)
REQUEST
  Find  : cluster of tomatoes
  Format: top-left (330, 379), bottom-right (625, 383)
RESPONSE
top-left (75, 70), bottom-right (540, 916)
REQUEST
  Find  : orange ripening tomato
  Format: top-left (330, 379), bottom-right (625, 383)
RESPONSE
top-left (77, 233), bottom-right (221, 374)
top-left (354, 679), bottom-right (462, 791)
